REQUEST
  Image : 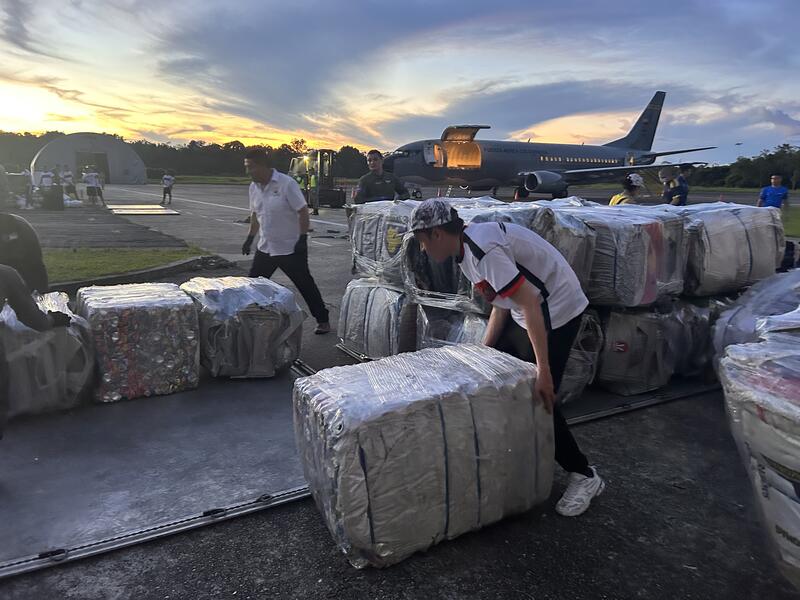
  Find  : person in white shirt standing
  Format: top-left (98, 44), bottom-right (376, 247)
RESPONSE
top-left (82, 166), bottom-right (106, 207)
top-left (60, 166), bottom-right (77, 200)
top-left (410, 198), bottom-right (605, 517)
top-left (160, 170), bottom-right (175, 205)
top-left (241, 148), bottom-right (331, 334)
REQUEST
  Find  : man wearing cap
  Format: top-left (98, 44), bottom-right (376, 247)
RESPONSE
top-left (410, 198), bottom-right (605, 517)
top-left (659, 167), bottom-right (689, 206)
top-left (353, 150), bottom-right (411, 204)
top-left (610, 173), bottom-right (645, 206)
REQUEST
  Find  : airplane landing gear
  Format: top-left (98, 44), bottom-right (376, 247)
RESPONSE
top-left (551, 189), bottom-right (569, 199)
top-left (514, 187), bottom-right (529, 200)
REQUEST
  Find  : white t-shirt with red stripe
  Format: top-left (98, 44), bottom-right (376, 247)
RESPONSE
top-left (458, 221), bottom-right (588, 331)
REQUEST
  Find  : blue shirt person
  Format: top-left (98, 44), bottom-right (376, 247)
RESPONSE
top-left (758, 175), bottom-right (789, 210)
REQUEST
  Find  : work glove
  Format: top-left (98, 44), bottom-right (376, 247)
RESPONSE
top-left (294, 233), bottom-right (308, 254)
top-left (242, 234), bottom-right (255, 256)
top-left (48, 311), bottom-right (71, 328)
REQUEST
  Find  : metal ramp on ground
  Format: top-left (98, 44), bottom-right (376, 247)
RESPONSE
top-left (106, 204), bottom-right (180, 215)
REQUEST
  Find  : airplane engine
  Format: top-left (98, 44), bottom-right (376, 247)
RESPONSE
top-left (522, 171), bottom-right (567, 194)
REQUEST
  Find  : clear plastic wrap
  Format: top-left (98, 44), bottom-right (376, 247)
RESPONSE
top-left (416, 306), bottom-right (602, 404)
top-left (349, 197), bottom-right (503, 286)
top-left (180, 276), bottom-right (305, 378)
top-left (76, 283), bottom-right (200, 402)
top-left (0, 292), bottom-right (94, 417)
top-left (712, 270), bottom-right (800, 360)
top-left (596, 308), bottom-right (678, 396)
top-left (401, 202), bottom-right (595, 313)
top-left (416, 305), bottom-right (488, 349)
top-left (545, 206), bottom-right (687, 307)
top-left (720, 320), bottom-right (800, 586)
top-left (293, 344), bottom-right (554, 568)
top-left (337, 279), bottom-right (416, 360)
top-left (659, 203), bottom-right (784, 296)
top-left (559, 311), bottom-right (604, 404)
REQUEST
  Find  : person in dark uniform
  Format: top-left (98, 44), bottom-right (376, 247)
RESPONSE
top-left (0, 211), bottom-right (48, 293)
top-left (353, 149), bottom-right (410, 204)
top-left (659, 166), bottom-right (689, 206)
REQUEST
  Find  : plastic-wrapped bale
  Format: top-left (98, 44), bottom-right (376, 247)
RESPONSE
top-left (179, 276), bottom-right (305, 378)
top-left (0, 292), bottom-right (94, 418)
top-left (349, 201), bottom-right (413, 286)
top-left (559, 311), bottom-right (604, 404)
top-left (416, 305), bottom-right (488, 349)
top-left (660, 203), bottom-right (784, 296)
top-left (720, 321), bottom-right (800, 586)
top-left (401, 202), bottom-right (595, 313)
top-left (713, 270), bottom-right (800, 360)
top-left (595, 309), bottom-right (677, 396)
top-left (293, 344), bottom-right (554, 568)
top-left (76, 283), bottom-right (200, 402)
top-left (548, 207), bottom-right (687, 307)
top-left (659, 300), bottom-right (713, 377)
top-left (469, 202), bottom-right (596, 290)
top-left (338, 279), bottom-right (416, 360)
top-left (350, 197), bottom-right (503, 286)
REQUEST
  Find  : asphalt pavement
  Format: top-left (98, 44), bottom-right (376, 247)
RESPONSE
top-left (2, 183), bottom-right (797, 599)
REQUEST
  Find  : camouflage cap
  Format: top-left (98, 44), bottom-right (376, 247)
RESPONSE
top-left (410, 198), bottom-right (455, 232)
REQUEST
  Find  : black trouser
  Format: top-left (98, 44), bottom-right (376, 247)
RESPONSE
top-left (494, 314), bottom-right (590, 475)
top-left (249, 249), bottom-right (329, 324)
top-left (162, 187), bottom-right (172, 203)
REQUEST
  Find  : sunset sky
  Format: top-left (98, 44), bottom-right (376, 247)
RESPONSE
top-left (1, 0), bottom-right (798, 163)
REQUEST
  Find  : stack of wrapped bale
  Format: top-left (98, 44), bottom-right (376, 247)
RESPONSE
top-left (401, 201), bottom-right (596, 314)
top-left (542, 204), bottom-right (688, 307)
top-left (0, 292), bottom-right (94, 417)
top-left (343, 198), bottom-right (503, 357)
top-left (719, 287), bottom-right (800, 588)
top-left (76, 283), bottom-right (200, 402)
top-left (337, 278), bottom-right (416, 360)
top-left (293, 344), bottom-right (554, 568)
top-left (658, 203), bottom-right (785, 296)
top-left (180, 276), bottom-right (305, 378)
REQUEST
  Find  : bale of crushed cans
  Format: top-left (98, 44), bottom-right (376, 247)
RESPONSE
top-left (76, 283), bottom-right (200, 402)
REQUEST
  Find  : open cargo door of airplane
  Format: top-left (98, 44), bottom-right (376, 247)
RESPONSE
top-left (439, 125), bottom-right (489, 170)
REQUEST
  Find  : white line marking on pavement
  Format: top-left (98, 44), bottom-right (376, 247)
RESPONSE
top-left (310, 240), bottom-right (332, 247)
top-left (115, 187), bottom-right (348, 229)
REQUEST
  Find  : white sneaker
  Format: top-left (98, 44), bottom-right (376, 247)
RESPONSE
top-left (555, 466), bottom-right (605, 517)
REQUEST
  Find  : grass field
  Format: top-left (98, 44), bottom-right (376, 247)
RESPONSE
top-left (783, 210), bottom-right (800, 238)
top-left (45, 247), bottom-right (206, 283)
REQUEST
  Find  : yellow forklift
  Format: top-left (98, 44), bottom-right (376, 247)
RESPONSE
top-left (288, 149), bottom-right (346, 214)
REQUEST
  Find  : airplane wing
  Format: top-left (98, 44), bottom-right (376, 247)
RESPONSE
top-left (561, 162), bottom-right (707, 183)
top-left (639, 146), bottom-right (716, 159)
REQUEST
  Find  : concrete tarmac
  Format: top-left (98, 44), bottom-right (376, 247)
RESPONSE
top-left (2, 183), bottom-right (797, 599)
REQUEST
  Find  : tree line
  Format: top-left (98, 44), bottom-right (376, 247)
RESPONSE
top-left (686, 144), bottom-right (800, 189)
top-left (0, 132), bottom-right (368, 179)
top-left (1, 130), bottom-right (798, 188)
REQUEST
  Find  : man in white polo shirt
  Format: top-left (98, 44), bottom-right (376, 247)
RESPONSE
top-left (410, 198), bottom-right (605, 517)
top-left (241, 148), bottom-right (330, 334)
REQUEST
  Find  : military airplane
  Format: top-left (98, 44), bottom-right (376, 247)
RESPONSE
top-left (382, 91), bottom-right (714, 198)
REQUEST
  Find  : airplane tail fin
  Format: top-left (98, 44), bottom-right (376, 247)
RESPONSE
top-left (604, 91), bottom-right (665, 151)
